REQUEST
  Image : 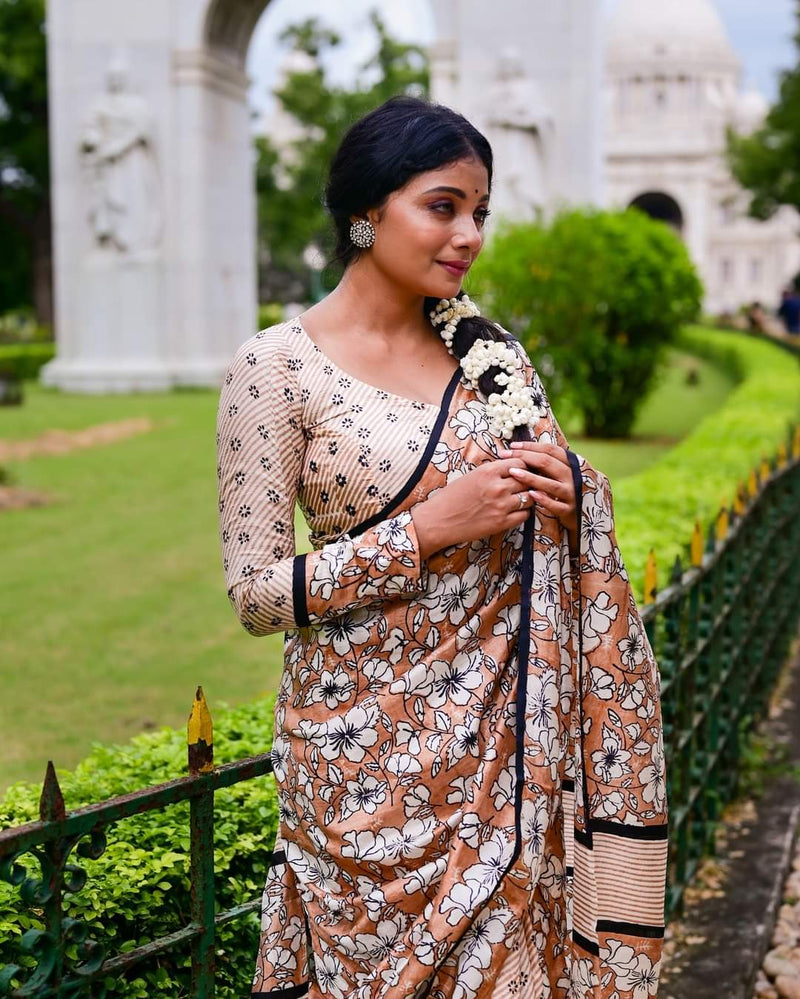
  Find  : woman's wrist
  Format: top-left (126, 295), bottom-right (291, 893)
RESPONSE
top-left (411, 499), bottom-right (450, 561)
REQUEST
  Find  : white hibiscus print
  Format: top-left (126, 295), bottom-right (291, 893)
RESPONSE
top-left (450, 401), bottom-right (489, 440)
top-left (526, 668), bottom-right (559, 753)
top-left (320, 704), bottom-right (379, 763)
top-left (428, 650), bottom-right (484, 708)
top-left (588, 666), bottom-right (615, 701)
top-left (315, 948), bottom-right (349, 999)
top-left (602, 939), bottom-right (660, 999)
top-left (374, 510), bottom-right (415, 553)
top-left (618, 613), bottom-right (648, 670)
top-left (339, 770), bottom-right (388, 819)
top-left (419, 564), bottom-right (483, 626)
top-left (591, 724), bottom-right (633, 783)
top-left (308, 538), bottom-right (355, 601)
top-left (640, 743), bottom-right (666, 812)
top-left (463, 829), bottom-right (513, 889)
top-left (317, 608), bottom-right (374, 656)
top-left (581, 482), bottom-right (614, 569)
top-left (453, 907), bottom-right (512, 999)
top-left (310, 666), bottom-right (355, 709)
top-left (446, 713), bottom-right (481, 768)
top-left (582, 590), bottom-right (619, 654)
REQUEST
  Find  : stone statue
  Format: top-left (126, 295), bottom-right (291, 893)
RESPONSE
top-left (486, 48), bottom-right (554, 220)
top-left (80, 60), bottom-right (162, 254)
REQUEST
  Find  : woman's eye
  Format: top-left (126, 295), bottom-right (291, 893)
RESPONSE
top-left (475, 210), bottom-right (492, 227)
top-left (430, 202), bottom-right (454, 215)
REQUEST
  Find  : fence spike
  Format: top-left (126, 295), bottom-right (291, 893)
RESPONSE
top-left (188, 687), bottom-right (214, 775)
top-left (706, 519), bottom-right (716, 555)
top-left (760, 456), bottom-right (770, 482)
top-left (691, 520), bottom-right (704, 567)
top-left (716, 505), bottom-right (729, 542)
top-left (777, 442), bottom-right (787, 469)
top-left (794, 425), bottom-right (800, 460)
top-left (39, 761), bottom-right (66, 823)
top-left (644, 549), bottom-right (657, 605)
top-left (670, 554), bottom-right (683, 585)
top-left (747, 469), bottom-right (758, 499)
top-left (733, 483), bottom-right (745, 517)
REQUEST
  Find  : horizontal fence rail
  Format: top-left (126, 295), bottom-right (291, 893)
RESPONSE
top-left (0, 690), bottom-right (273, 997)
top-left (2, 430), bottom-right (799, 992)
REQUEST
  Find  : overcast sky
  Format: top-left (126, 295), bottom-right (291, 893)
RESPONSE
top-left (247, 0), bottom-right (797, 122)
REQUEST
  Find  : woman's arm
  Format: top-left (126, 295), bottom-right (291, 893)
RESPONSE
top-left (217, 330), bottom-right (431, 637)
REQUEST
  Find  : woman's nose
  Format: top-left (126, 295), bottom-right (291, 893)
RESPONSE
top-left (454, 218), bottom-right (483, 252)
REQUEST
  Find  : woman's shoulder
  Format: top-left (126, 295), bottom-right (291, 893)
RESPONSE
top-left (225, 317), bottom-right (305, 378)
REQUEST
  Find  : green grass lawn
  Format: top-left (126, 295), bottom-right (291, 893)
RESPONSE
top-left (0, 346), bottom-right (735, 790)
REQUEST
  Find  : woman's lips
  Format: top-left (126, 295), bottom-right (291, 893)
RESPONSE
top-left (437, 261), bottom-right (470, 277)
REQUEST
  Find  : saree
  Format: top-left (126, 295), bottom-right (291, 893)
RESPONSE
top-left (216, 319), bottom-right (668, 999)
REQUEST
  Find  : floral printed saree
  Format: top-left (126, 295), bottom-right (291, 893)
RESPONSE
top-left (216, 320), bottom-right (667, 999)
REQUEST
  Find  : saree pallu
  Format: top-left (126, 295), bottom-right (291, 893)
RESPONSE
top-left (249, 370), bottom-right (667, 999)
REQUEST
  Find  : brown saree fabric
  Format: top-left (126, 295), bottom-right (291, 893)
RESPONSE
top-left (216, 320), bottom-right (667, 999)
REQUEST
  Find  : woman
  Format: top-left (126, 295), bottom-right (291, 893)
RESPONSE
top-left (216, 96), bottom-right (667, 999)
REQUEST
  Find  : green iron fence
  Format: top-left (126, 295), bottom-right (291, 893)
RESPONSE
top-left (641, 425), bottom-right (800, 915)
top-left (1, 429), bottom-right (800, 995)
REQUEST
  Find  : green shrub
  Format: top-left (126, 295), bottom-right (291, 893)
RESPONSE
top-left (0, 698), bottom-right (278, 997)
top-left (0, 310), bottom-right (52, 346)
top-left (257, 303), bottom-right (284, 331)
top-left (0, 343), bottom-right (55, 381)
top-left (612, 327), bottom-right (800, 595)
top-left (470, 208), bottom-right (703, 437)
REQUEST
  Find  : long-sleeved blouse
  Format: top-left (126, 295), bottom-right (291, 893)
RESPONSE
top-left (216, 317), bottom-right (668, 999)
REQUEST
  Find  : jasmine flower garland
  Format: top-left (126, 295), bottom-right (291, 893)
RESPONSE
top-left (430, 296), bottom-right (545, 438)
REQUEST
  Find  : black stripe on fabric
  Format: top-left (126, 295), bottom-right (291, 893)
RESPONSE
top-left (346, 367), bottom-right (462, 537)
top-left (597, 919), bottom-right (665, 939)
top-left (565, 865), bottom-right (574, 877)
top-left (562, 778), bottom-right (575, 792)
top-left (292, 554), bottom-right (309, 628)
top-left (590, 820), bottom-right (669, 841)
top-left (573, 930), bottom-right (600, 956)
top-left (574, 826), bottom-right (593, 848)
top-left (565, 449), bottom-right (590, 832)
top-left (251, 985), bottom-right (310, 998)
top-left (511, 516), bottom-right (536, 857)
top-left (269, 848), bottom-right (287, 867)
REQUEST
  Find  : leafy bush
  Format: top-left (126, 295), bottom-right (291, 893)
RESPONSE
top-left (0, 343), bottom-right (55, 381)
top-left (257, 303), bottom-right (285, 331)
top-left (0, 310), bottom-right (52, 346)
top-left (612, 327), bottom-right (800, 595)
top-left (0, 698), bottom-right (278, 998)
top-left (470, 208), bottom-right (703, 437)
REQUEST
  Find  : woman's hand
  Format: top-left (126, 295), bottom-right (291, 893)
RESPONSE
top-left (498, 442), bottom-right (579, 553)
top-left (411, 457), bottom-right (534, 559)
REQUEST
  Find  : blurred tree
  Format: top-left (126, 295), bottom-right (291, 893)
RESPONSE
top-left (256, 12), bottom-right (428, 302)
top-left (0, 0), bottom-right (51, 327)
top-left (727, 1), bottom-right (800, 224)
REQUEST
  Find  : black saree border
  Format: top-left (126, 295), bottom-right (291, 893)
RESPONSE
top-left (345, 367), bottom-right (462, 538)
top-left (292, 554), bottom-right (310, 628)
top-left (597, 918), bottom-right (666, 939)
top-left (252, 985), bottom-right (309, 998)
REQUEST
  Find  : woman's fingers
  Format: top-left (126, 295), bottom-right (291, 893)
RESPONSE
top-left (508, 466), bottom-right (571, 500)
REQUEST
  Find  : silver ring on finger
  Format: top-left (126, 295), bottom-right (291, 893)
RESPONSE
top-left (517, 492), bottom-right (527, 510)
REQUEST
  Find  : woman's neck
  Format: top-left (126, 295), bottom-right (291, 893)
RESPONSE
top-left (323, 259), bottom-right (430, 343)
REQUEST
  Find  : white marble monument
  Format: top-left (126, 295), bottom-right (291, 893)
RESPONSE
top-left (43, 0), bottom-right (604, 391)
top-left (604, 0), bottom-right (800, 315)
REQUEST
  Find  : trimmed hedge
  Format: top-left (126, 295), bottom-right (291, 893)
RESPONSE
top-left (0, 343), bottom-right (55, 381)
top-left (611, 327), bottom-right (800, 593)
top-left (1, 328), bottom-right (798, 994)
top-left (0, 699), bottom-right (278, 997)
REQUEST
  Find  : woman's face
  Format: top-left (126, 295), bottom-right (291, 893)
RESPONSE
top-left (360, 156), bottom-right (491, 300)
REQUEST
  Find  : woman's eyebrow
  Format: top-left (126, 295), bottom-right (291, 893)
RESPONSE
top-left (422, 185), bottom-right (490, 202)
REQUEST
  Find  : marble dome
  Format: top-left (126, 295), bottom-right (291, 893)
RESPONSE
top-left (607, 0), bottom-right (739, 68)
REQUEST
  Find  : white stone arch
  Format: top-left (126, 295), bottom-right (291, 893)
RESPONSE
top-left (43, 0), bottom-right (449, 391)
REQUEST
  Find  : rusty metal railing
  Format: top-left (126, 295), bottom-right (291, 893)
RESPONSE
top-left (0, 690), bottom-right (273, 997)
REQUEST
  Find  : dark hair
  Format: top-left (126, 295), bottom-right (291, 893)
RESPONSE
top-left (325, 95), bottom-right (531, 442)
